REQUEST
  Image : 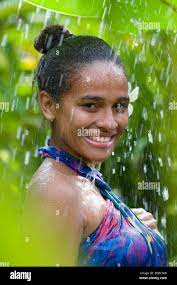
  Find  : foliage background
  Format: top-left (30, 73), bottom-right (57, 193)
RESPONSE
top-left (0, 0), bottom-right (177, 265)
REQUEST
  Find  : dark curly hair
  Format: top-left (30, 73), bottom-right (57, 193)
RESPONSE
top-left (34, 25), bottom-right (126, 102)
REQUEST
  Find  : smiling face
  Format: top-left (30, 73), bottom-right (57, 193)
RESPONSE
top-left (40, 60), bottom-right (129, 164)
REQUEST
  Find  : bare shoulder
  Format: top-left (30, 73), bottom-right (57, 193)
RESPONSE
top-left (27, 157), bottom-right (80, 200)
top-left (23, 158), bottom-right (85, 265)
top-left (25, 157), bottom-right (107, 241)
top-left (25, 158), bottom-right (84, 227)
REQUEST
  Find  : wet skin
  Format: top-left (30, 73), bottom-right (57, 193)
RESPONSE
top-left (26, 61), bottom-right (158, 264)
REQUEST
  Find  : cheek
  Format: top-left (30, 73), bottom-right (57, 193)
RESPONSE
top-left (70, 108), bottom-right (94, 128)
top-left (57, 108), bottom-right (92, 138)
top-left (118, 113), bottom-right (129, 130)
top-left (124, 115), bottom-right (129, 128)
top-left (56, 106), bottom-right (77, 127)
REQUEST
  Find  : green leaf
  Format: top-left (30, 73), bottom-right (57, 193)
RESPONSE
top-left (24, 0), bottom-right (103, 17)
top-left (24, 0), bottom-right (177, 33)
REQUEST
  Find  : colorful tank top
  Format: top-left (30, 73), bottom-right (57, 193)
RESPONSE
top-left (38, 143), bottom-right (167, 267)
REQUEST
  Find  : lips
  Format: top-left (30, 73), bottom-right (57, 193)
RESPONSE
top-left (84, 135), bottom-right (116, 148)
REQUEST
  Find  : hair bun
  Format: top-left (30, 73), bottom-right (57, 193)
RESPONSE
top-left (34, 25), bottom-right (73, 54)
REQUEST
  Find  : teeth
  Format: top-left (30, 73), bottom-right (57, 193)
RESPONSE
top-left (88, 137), bottom-right (112, 142)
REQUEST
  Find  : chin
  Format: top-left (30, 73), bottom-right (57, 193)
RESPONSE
top-left (82, 151), bottom-right (113, 164)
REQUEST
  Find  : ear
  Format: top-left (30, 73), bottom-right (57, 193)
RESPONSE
top-left (38, 91), bottom-right (56, 122)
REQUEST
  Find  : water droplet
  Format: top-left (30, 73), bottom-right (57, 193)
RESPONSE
top-left (167, 156), bottom-right (171, 167)
top-left (156, 171), bottom-right (160, 180)
top-left (162, 186), bottom-right (169, 201)
top-left (1, 34), bottom-right (7, 47)
top-left (99, 20), bottom-right (105, 37)
top-left (143, 164), bottom-right (147, 173)
top-left (142, 107), bottom-right (148, 121)
top-left (148, 131), bottom-right (153, 143)
top-left (117, 157), bottom-right (121, 162)
top-left (158, 157), bottom-right (163, 167)
top-left (43, 10), bottom-right (51, 27)
top-left (16, 127), bottom-right (22, 140)
top-left (142, 198), bottom-right (148, 211)
top-left (17, 18), bottom-right (22, 31)
top-left (17, 0), bottom-right (23, 15)
top-left (161, 215), bottom-right (166, 228)
top-left (77, 16), bottom-right (81, 25)
top-left (25, 97), bottom-right (30, 110)
top-left (160, 110), bottom-right (164, 119)
top-left (158, 132), bottom-right (162, 142)
top-left (24, 23), bottom-right (29, 39)
top-left (24, 151), bottom-right (30, 165)
top-left (86, 237), bottom-right (90, 243)
top-left (34, 147), bottom-right (39, 158)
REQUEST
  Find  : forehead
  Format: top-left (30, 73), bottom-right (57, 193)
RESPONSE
top-left (70, 60), bottom-right (128, 96)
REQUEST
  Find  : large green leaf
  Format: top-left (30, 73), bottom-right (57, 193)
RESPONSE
top-left (24, 0), bottom-right (103, 17)
top-left (25, 0), bottom-right (177, 32)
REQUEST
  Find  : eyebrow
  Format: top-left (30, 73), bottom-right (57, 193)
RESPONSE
top-left (79, 95), bottom-right (129, 102)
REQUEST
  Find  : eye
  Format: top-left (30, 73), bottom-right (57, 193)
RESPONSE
top-left (114, 103), bottom-right (128, 113)
top-left (82, 103), bottom-right (97, 110)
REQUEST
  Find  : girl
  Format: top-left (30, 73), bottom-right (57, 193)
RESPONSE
top-left (25, 25), bottom-right (167, 266)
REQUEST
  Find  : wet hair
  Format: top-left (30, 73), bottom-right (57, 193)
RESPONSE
top-left (34, 25), bottom-right (126, 102)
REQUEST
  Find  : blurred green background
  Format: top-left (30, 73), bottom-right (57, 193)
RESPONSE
top-left (0, 0), bottom-right (177, 266)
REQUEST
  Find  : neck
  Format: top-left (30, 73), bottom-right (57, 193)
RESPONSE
top-left (50, 134), bottom-right (102, 169)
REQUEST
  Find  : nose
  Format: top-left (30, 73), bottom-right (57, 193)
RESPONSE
top-left (95, 108), bottom-right (118, 132)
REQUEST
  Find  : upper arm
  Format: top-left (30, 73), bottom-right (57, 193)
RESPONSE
top-left (22, 174), bottom-right (84, 266)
